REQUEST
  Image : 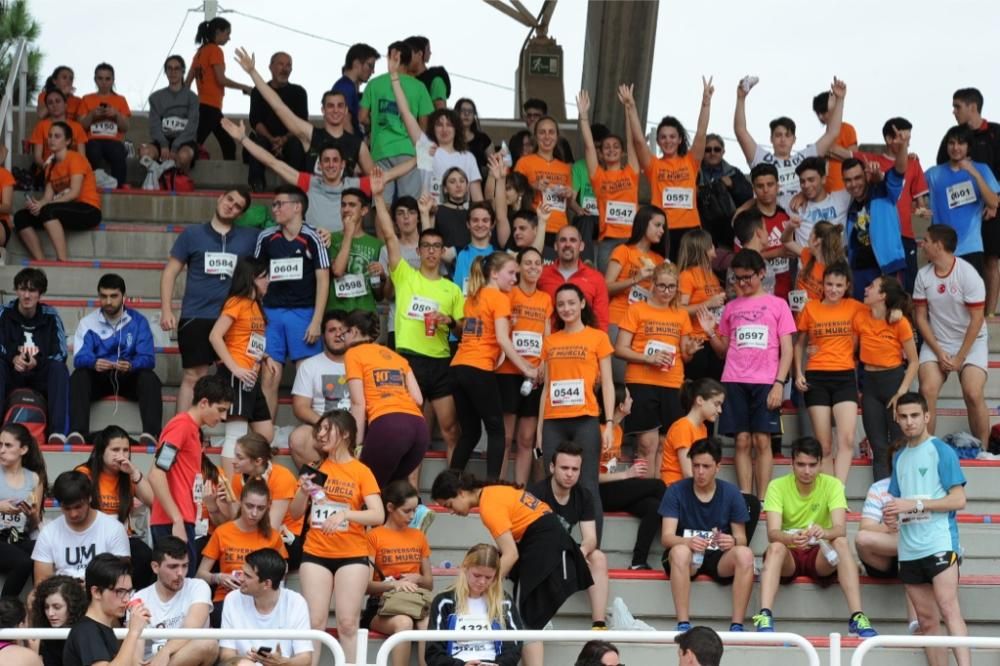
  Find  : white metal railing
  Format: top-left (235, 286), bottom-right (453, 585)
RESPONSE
top-left (0, 627), bottom-right (348, 665)
top-left (0, 36), bottom-right (28, 170)
top-left (371, 629), bottom-right (822, 666)
top-left (850, 634), bottom-right (1000, 666)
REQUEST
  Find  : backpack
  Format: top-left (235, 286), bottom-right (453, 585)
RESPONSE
top-left (4, 388), bottom-right (47, 446)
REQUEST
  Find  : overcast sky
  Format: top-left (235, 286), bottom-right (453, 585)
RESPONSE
top-left (29, 0), bottom-right (1000, 163)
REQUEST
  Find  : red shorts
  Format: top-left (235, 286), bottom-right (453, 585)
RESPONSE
top-left (772, 545), bottom-right (837, 586)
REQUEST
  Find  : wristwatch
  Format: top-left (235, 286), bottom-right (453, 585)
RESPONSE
top-left (915, 499), bottom-right (925, 513)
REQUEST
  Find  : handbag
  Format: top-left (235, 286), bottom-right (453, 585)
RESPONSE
top-left (377, 588), bottom-right (435, 620)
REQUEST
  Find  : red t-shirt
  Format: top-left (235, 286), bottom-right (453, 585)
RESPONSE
top-left (151, 413), bottom-right (203, 525)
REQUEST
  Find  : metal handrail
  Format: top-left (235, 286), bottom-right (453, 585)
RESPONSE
top-left (850, 634), bottom-right (1000, 666)
top-left (0, 627), bottom-right (348, 665)
top-left (0, 36), bottom-right (28, 170)
top-left (372, 629), bottom-right (822, 666)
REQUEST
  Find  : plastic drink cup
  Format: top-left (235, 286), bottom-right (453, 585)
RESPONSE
top-left (424, 312), bottom-right (437, 336)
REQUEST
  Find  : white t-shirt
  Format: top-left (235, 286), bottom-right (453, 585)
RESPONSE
top-left (417, 136), bottom-right (481, 202)
top-left (132, 579), bottom-right (212, 660)
top-left (450, 596), bottom-right (497, 662)
top-left (751, 144), bottom-right (819, 211)
top-left (31, 511), bottom-right (130, 578)
top-left (291, 353), bottom-right (349, 415)
top-left (220, 588), bottom-right (313, 657)
top-left (913, 257), bottom-right (988, 348)
top-left (797, 190), bottom-right (851, 247)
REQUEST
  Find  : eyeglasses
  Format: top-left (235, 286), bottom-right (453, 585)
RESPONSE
top-left (110, 587), bottom-right (134, 599)
top-left (270, 200), bottom-right (296, 209)
top-left (654, 283), bottom-right (678, 291)
top-left (733, 273), bottom-right (759, 284)
top-left (419, 242), bottom-right (444, 250)
top-left (704, 146), bottom-right (723, 153)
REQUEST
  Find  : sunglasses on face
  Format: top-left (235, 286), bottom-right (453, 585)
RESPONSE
top-left (704, 146), bottom-right (723, 153)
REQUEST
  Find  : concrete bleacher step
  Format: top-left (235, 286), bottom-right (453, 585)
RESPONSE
top-left (7, 222), bottom-right (183, 261)
top-left (0, 260), bottom-right (175, 299)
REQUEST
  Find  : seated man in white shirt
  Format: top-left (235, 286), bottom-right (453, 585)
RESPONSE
top-left (132, 536), bottom-right (217, 666)
top-left (32, 471), bottom-right (130, 584)
top-left (219, 548), bottom-right (313, 666)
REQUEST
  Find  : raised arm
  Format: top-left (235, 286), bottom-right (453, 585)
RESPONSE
top-left (619, 83), bottom-right (653, 170)
top-left (370, 167), bottom-right (403, 270)
top-left (233, 47), bottom-right (312, 144)
top-left (387, 51), bottom-right (423, 145)
top-left (813, 77), bottom-right (846, 157)
top-left (576, 90), bottom-right (599, 177)
top-left (620, 88), bottom-right (641, 173)
top-left (689, 76), bottom-right (714, 163)
top-left (733, 79), bottom-right (757, 164)
top-left (488, 153), bottom-right (512, 248)
top-left (221, 117), bottom-right (300, 184)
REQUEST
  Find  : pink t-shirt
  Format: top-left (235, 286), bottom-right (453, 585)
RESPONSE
top-left (718, 293), bottom-right (796, 385)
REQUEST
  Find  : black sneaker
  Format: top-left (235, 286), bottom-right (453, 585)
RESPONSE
top-left (47, 433), bottom-right (68, 447)
top-left (66, 432), bottom-right (86, 447)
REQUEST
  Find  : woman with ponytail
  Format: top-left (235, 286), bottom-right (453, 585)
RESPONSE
top-left (431, 470), bottom-right (592, 666)
top-left (451, 251), bottom-right (537, 479)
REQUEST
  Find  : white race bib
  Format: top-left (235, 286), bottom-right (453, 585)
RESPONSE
top-left (429, 176), bottom-right (442, 200)
top-left (269, 257), bottom-right (303, 282)
top-left (543, 187), bottom-right (567, 212)
top-left (192, 473), bottom-right (204, 505)
top-left (204, 252), bottom-right (236, 277)
top-left (627, 284), bottom-right (651, 304)
top-left (682, 528), bottom-right (720, 550)
top-left (161, 116), bottom-right (188, 134)
top-left (451, 614), bottom-right (495, 661)
top-left (770, 256), bottom-right (789, 273)
top-left (788, 289), bottom-right (808, 313)
top-left (246, 332), bottom-right (266, 360)
top-left (512, 331), bottom-right (542, 358)
top-left (582, 195), bottom-right (598, 216)
top-left (899, 510), bottom-right (931, 525)
top-left (334, 273), bottom-right (367, 298)
top-left (91, 120), bottom-right (118, 137)
top-left (405, 295), bottom-right (440, 320)
top-left (947, 180), bottom-right (977, 209)
top-left (310, 499), bottom-right (349, 530)
top-left (662, 187), bottom-right (694, 209)
top-left (550, 379), bottom-right (585, 407)
top-left (643, 340), bottom-right (677, 369)
top-left (606, 200), bottom-right (636, 226)
top-left (735, 324), bottom-right (768, 350)
top-left (194, 518), bottom-right (209, 538)
top-left (0, 511), bottom-right (26, 531)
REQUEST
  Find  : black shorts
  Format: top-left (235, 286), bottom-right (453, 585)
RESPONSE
top-left (177, 318), bottom-right (218, 368)
top-left (983, 220), bottom-right (1000, 259)
top-left (804, 369), bottom-right (858, 408)
top-left (300, 553), bottom-right (371, 575)
top-left (624, 383), bottom-right (682, 434)
top-left (959, 251), bottom-right (985, 273)
top-left (662, 548), bottom-right (733, 584)
top-left (861, 555), bottom-right (899, 580)
top-left (497, 373), bottom-right (541, 417)
top-left (217, 365), bottom-right (272, 423)
top-left (899, 551), bottom-right (959, 585)
top-left (399, 351), bottom-right (453, 401)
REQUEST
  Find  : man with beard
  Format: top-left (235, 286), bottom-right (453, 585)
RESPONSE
top-left (288, 309), bottom-right (350, 467)
top-left (131, 536), bottom-right (217, 666)
top-left (538, 225), bottom-right (610, 331)
top-left (160, 188), bottom-right (255, 413)
top-left (68, 273), bottom-right (162, 447)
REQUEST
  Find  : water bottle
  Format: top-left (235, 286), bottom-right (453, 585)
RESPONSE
top-left (819, 539), bottom-right (839, 566)
top-left (691, 549), bottom-right (704, 575)
top-left (519, 378), bottom-right (534, 396)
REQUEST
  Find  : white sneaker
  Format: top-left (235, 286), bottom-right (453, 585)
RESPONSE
top-left (741, 75), bottom-right (760, 93)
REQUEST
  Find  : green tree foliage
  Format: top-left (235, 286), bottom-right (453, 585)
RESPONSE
top-left (0, 0), bottom-right (42, 100)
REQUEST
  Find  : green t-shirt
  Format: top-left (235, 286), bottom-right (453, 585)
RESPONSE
top-left (391, 260), bottom-right (465, 358)
top-left (360, 73), bottom-right (433, 161)
top-left (572, 159), bottom-right (598, 215)
top-left (327, 232), bottom-right (384, 312)
top-left (762, 473), bottom-right (847, 534)
top-left (429, 76), bottom-right (448, 104)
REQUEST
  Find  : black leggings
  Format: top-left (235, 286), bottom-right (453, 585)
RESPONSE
top-left (130, 536), bottom-right (154, 590)
top-left (0, 538), bottom-right (34, 597)
top-left (598, 478), bottom-right (665, 565)
top-left (862, 366), bottom-right (906, 481)
top-left (85, 139), bottom-right (127, 186)
top-left (196, 104), bottom-right (236, 160)
top-left (451, 365), bottom-right (505, 479)
top-left (13, 202), bottom-right (101, 232)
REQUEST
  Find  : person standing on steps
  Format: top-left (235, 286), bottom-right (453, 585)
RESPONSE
top-left (160, 188), bottom-right (255, 413)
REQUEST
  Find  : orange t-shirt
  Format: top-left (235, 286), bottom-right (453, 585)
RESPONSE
top-left (29, 118), bottom-right (88, 161)
top-left (797, 298), bottom-right (863, 372)
top-left (515, 154), bottom-right (573, 233)
top-left (221, 296), bottom-right (266, 370)
top-left (645, 153), bottom-right (701, 229)
top-left (345, 342), bottom-right (423, 422)
top-left (661, 417), bottom-right (707, 486)
top-left (77, 93), bottom-right (131, 141)
top-left (231, 462), bottom-right (304, 538)
top-left (46, 151), bottom-right (101, 210)
top-left (0, 168), bottom-right (13, 226)
top-left (607, 244), bottom-right (665, 325)
top-left (679, 266), bottom-right (723, 337)
top-left (853, 307), bottom-right (913, 368)
top-left (201, 521), bottom-right (288, 601)
top-left (74, 464), bottom-right (137, 525)
top-left (302, 457), bottom-right (380, 559)
top-left (38, 91), bottom-right (83, 118)
top-left (541, 326), bottom-right (614, 419)
top-left (452, 286), bottom-right (512, 371)
top-left (367, 526), bottom-right (430, 581)
top-left (478, 485), bottom-right (551, 542)
top-left (620, 303), bottom-right (692, 389)
top-left (795, 248), bottom-right (826, 305)
top-left (824, 122), bottom-right (858, 192)
top-left (599, 423), bottom-right (624, 474)
top-left (191, 43), bottom-right (226, 109)
top-left (498, 286), bottom-right (552, 375)
top-left (591, 165), bottom-right (640, 240)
